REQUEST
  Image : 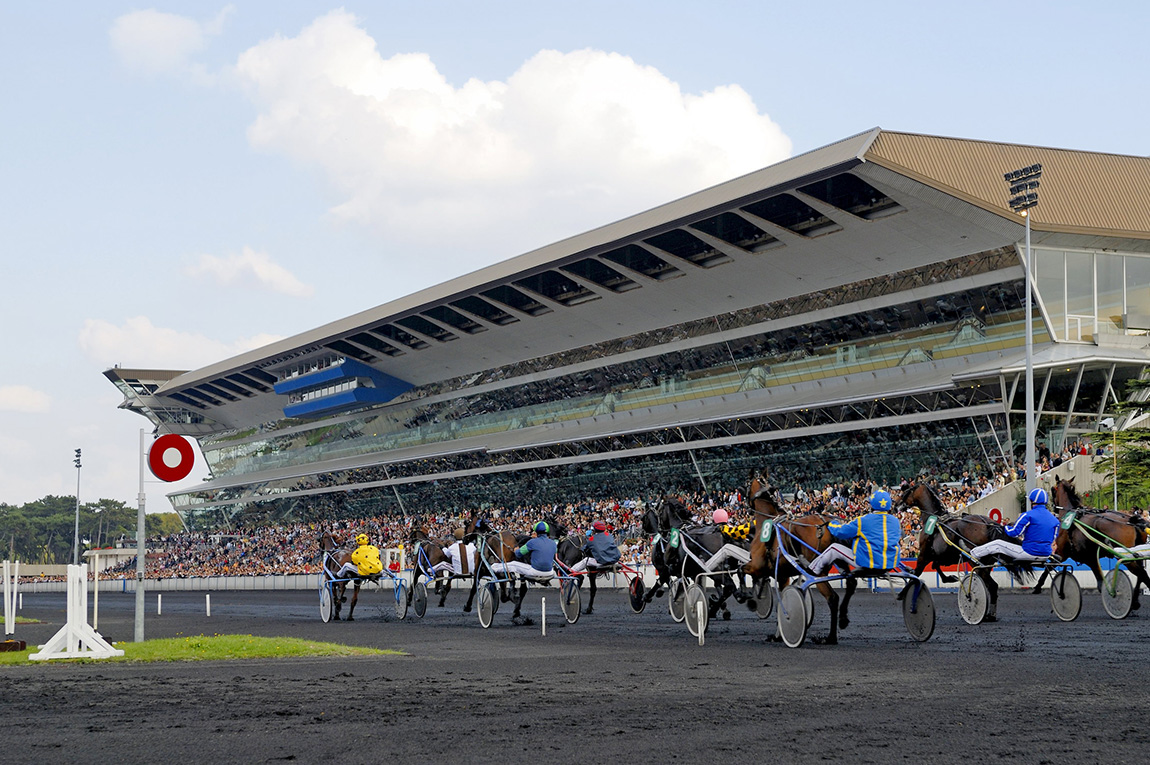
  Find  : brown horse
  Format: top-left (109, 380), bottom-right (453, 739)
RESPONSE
top-left (742, 484), bottom-right (846, 644)
top-left (409, 527), bottom-right (472, 610)
top-left (462, 516), bottom-right (536, 621)
top-left (319, 532), bottom-right (367, 621)
top-left (1036, 477), bottom-right (1150, 610)
top-left (898, 482), bottom-right (1025, 622)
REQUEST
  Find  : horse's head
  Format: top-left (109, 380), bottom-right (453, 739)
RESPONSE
top-left (319, 532), bottom-right (341, 552)
top-left (747, 479), bottom-right (785, 518)
top-left (660, 496), bottom-right (692, 529)
top-left (1052, 477), bottom-right (1080, 511)
top-left (641, 504), bottom-right (662, 535)
top-left (463, 516), bottom-right (491, 544)
top-left (899, 483), bottom-right (943, 518)
top-left (540, 515), bottom-right (567, 539)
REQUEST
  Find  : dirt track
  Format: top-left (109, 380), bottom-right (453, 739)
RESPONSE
top-left (2, 585), bottom-right (1148, 764)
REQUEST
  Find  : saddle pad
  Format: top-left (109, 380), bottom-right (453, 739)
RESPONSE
top-left (721, 522), bottom-right (755, 543)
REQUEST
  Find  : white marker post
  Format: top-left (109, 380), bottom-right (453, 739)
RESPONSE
top-left (157, 593), bottom-right (162, 616)
top-left (696, 600), bottom-right (705, 647)
top-left (206, 593), bottom-right (211, 617)
top-left (541, 597), bottom-right (546, 637)
top-left (29, 564), bottom-right (123, 661)
top-left (2, 560), bottom-right (19, 636)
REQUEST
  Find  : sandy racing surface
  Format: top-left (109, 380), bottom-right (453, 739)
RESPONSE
top-left (2, 585), bottom-right (1149, 764)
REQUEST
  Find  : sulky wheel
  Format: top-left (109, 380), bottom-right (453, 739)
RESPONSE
top-left (755, 579), bottom-right (774, 620)
top-left (412, 580), bottom-right (428, 618)
top-left (684, 582), bottom-right (709, 638)
top-left (1101, 569), bottom-right (1134, 620)
top-left (777, 585), bottom-right (809, 649)
top-left (628, 577), bottom-right (647, 614)
top-left (320, 582), bottom-right (334, 623)
top-left (394, 579), bottom-right (409, 620)
top-left (477, 581), bottom-right (496, 628)
top-left (956, 573), bottom-right (989, 625)
top-left (903, 581), bottom-right (936, 642)
top-left (560, 579), bottom-right (581, 624)
top-left (669, 579), bottom-right (687, 623)
top-left (1049, 571), bottom-right (1082, 622)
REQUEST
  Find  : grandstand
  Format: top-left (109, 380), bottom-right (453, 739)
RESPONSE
top-left (105, 128), bottom-right (1150, 529)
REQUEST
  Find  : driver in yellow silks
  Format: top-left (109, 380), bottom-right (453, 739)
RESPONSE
top-left (336, 534), bottom-right (383, 579)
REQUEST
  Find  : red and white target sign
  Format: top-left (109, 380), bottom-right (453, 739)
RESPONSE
top-left (149, 434), bottom-right (195, 482)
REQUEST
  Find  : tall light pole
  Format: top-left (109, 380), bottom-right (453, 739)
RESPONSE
top-left (1004, 164), bottom-right (1042, 493)
top-left (1101, 417), bottom-right (1118, 510)
top-left (72, 448), bottom-right (82, 566)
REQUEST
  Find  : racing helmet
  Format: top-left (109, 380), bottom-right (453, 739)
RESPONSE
top-left (355, 533), bottom-right (369, 546)
top-left (592, 520), bottom-right (607, 532)
top-left (869, 491), bottom-right (893, 511)
top-left (533, 521), bottom-right (550, 534)
top-left (1028, 487), bottom-right (1049, 506)
top-left (711, 509), bottom-right (729, 525)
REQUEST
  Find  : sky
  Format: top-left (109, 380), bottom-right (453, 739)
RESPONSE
top-left (1, 1), bottom-right (1147, 514)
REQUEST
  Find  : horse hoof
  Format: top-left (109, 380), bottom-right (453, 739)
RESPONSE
top-left (811, 635), bottom-right (838, 646)
top-left (722, 610), bottom-right (731, 621)
top-left (1131, 601), bottom-right (1141, 612)
top-left (582, 607), bottom-right (593, 615)
top-left (839, 617), bottom-right (850, 630)
top-left (1030, 588), bottom-right (1043, 595)
top-left (346, 616), bottom-right (354, 622)
top-left (983, 614), bottom-right (997, 623)
top-left (745, 599), bottom-right (757, 611)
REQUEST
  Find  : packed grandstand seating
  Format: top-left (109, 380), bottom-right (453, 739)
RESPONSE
top-left (90, 437), bottom-right (1100, 582)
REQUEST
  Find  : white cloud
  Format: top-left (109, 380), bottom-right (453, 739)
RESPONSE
top-left (0, 385), bottom-right (51, 413)
top-left (233, 10), bottom-right (792, 261)
top-left (78, 316), bottom-right (282, 370)
top-left (110, 6), bottom-right (233, 76)
top-left (185, 247), bottom-right (314, 297)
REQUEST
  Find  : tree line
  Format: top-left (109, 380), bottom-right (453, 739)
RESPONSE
top-left (0, 496), bottom-right (184, 564)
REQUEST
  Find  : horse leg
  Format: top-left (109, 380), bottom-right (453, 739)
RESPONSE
top-left (1031, 567), bottom-right (1050, 595)
top-left (462, 575), bottom-right (477, 613)
top-left (811, 581), bottom-right (840, 645)
top-left (346, 582), bottom-right (360, 621)
top-left (839, 576), bottom-right (858, 630)
top-left (1126, 561), bottom-right (1150, 612)
top-left (438, 578), bottom-right (451, 608)
top-left (584, 574), bottom-right (596, 615)
top-left (333, 582), bottom-right (345, 620)
top-left (982, 570), bottom-right (999, 622)
top-left (512, 581), bottom-right (527, 620)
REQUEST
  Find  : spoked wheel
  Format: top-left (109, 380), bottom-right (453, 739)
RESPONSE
top-left (777, 585), bottom-right (809, 649)
top-left (669, 579), bottom-right (687, 623)
top-left (412, 580), bottom-right (428, 618)
top-left (1050, 571), bottom-right (1082, 622)
top-left (755, 579), bottom-right (774, 620)
top-left (628, 577), bottom-right (647, 614)
top-left (394, 579), bottom-right (409, 620)
top-left (684, 582), bottom-right (709, 638)
top-left (902, 581), bottom-right (936, 642)
top-left (1102, 569), bottom-right (1134, 620)
top-left (560, 579), bottom-right (581, 624)
top-left (477, 581), bottom-right (496, 628)
top-left (319, 582), bottom-right (333, 623)
top-left (956, 573), bottom-right (989, 625)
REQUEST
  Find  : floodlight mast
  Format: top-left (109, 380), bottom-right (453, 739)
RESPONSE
top-left (1004, 164), bottom-right (1042, 494)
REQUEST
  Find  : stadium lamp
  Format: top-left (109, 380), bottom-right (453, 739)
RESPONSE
top-left (1100, 417), bottom-right (1118, 510)
top-left (1003, 164), bottom-right (1041, 493)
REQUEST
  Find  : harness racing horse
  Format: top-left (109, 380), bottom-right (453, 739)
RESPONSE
top-left (742, 485), bottom-right (846, 644)
top-left (463, 516), bottom-right (562, 623)
top-left (635, 497), bottom-right (691, 608)
top-left (409, 527), bottom-right (472, 610)
top-left (661, 513), bottom-right (748, 622)
top-left (899, 482), bottom-right (1027, 622)
top-left (319, 532), bottom-right (369, 621)
top-left (1032, 477), bottom-right (1150, 610)
top-left (555, 527), bottom-right (613, 615)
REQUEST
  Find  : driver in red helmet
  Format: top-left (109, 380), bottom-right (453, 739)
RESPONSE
top-left (571, 520), bottom-right (621, 573)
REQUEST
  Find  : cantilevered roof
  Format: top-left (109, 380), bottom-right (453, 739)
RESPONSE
top-left (131, 129), bottom-right (1150, 433)
top-left (866, 132), bottom-right (1150, 239)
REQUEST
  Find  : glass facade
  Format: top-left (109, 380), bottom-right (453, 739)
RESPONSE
top-left (1034, 247), bottom-right (1150, 341)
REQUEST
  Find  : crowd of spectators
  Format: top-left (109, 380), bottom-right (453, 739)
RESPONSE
top-left (95, 449), bottom-right (1090, 581)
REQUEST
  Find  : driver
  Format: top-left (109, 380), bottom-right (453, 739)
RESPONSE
top-left (808, 490), bottom-right (901, 575)
top-left (571, 520), bottom-right (621, 573)
top-left (336, 533), bottom-right (384, 579)
top-left (970, 487), bottom-right (1059, 562)
top-left (500, 522), bottom-right (557, 579)
top-left (435, 529), bottom-right (478, 577)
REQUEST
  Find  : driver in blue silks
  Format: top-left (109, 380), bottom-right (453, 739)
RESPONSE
top-left (970, 487), bottom-right (1059, 562)
top-left (809, 490), bottom-right (901, 574)
top-left (501, 521), bottom-right (557, 579)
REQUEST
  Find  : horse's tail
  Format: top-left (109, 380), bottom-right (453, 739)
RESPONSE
top-left (1001, 559), bottom-right (1034, 584)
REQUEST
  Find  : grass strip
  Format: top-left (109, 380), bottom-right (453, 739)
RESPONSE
top-left (0, 633), bottom-right (400, 665)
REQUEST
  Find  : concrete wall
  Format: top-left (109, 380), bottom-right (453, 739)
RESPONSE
top-left (961, 455), bottom-right (1109, 521)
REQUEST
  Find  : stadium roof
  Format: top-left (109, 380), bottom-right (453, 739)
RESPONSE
top-left (123, 129), bottom-right (1150, 432)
